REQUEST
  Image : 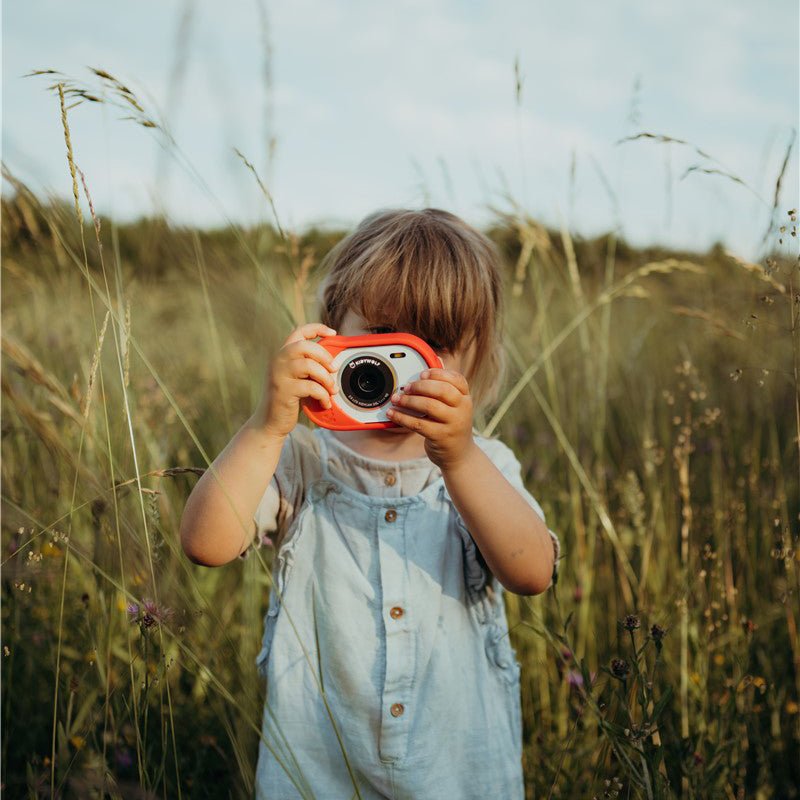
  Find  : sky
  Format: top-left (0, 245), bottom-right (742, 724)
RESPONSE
top-left (3, 0), bottom-right (798, 259)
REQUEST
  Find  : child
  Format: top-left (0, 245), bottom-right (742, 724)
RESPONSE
top-left (180, 208), bottom-right (561, 799)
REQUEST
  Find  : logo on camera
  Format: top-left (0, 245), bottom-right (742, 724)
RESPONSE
top-left (347, 358), bottom-right (379, 367)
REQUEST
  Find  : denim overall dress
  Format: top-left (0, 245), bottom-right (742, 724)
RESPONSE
top-left (252, 428), bottom-right (557, 799)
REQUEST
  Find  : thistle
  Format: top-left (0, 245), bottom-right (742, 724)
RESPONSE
top-left (610, 658), bottom-right (630, 681)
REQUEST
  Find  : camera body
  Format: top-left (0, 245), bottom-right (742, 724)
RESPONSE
top-left (301, 333), bottom-right (444, 430)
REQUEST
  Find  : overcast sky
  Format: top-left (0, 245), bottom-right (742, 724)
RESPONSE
top-left (3, 0), bottom-right (798, 258)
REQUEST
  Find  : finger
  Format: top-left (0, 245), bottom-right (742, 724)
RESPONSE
top-left (390, 392), bottom-right (452, 421)
top-left (285, 339), bottom-right (338, 372)
top-left (290, 357), bottom-right (338, 394)
top-left (295, 379), bottom-right (334, 409)
top-left (386, 406), bottom-right (438, 437)
top-left (418, 368), bottom-right (469, 395)
top-left (284, 322), bottom-right (337, 346)
top-left (399, 379), bottom-right (461, 407)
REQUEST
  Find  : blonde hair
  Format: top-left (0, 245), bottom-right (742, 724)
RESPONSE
top-left (317, 208), bottom-right (506, 411)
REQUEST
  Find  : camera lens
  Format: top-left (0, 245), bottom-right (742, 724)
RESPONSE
top-left (357, 370), bottom-right (379, 395)
top-left (342, 355), bottom-right (394, 409)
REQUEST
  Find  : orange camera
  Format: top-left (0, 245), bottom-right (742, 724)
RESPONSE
top-left (301, 333), bottom-right (444, 431)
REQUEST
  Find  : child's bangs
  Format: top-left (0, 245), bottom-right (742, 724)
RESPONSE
top-left (352, 258), bottom-right (484, 354)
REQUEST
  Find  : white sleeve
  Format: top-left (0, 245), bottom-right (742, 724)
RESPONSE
top-left (238, 425), bottom-right (317, 560)
top-left (254, 477), bottom-right (281, 534)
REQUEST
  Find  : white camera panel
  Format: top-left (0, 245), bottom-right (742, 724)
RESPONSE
top-left (332, 344), bottom-right (430, 424)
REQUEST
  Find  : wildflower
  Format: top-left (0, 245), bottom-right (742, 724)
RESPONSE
top-left (143, 598), bottom-right (172, 623)
top-left (621, 614), bottom-right (641, 632)
top-left (115, 747), bottom-right (134, 770)
top-left (567, 670), bottom-right (584, 688)
top-left (128, 598), bottom-right (173, 630)
top-left (650, 623), bottom-right (666, 641)
top-left (610, 658), bottom-right (630, 680)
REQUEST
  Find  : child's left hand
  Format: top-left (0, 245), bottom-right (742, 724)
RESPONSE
top-left (387, 368), bottom-right (475, 470)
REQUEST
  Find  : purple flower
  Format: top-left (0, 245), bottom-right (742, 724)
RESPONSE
top-left (611, 658), bottom-right (630, 680)
top-left (567, 670), bottom-right (584, 688)
top-left (128, 598), bottom-right (173, 629)
top-left (115, 747), bottom-right (134, 769)
top-left (621, 615), bottom-right (641, 632)
top-left (650, 623), bottom-right (667, 642)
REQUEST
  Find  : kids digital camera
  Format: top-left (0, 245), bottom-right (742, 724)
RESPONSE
top-left (301, 333), bottom-right (444, 430)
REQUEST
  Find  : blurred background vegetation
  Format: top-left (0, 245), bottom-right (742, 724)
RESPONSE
top-left (2, 143), bottom-right (798, 798)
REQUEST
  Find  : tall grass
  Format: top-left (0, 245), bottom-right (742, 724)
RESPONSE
top-left (1, 73), bottom-right (799, 799)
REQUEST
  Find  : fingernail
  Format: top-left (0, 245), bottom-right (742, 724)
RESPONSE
top-left (391, 393), bottom-right (401, 403)
top-left (387, 409), bottom-right (395, 417)
top-left (421, 370), bottom-right (430, 379)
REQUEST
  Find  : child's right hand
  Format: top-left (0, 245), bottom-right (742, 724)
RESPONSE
top-left (255, 322), bottom-right (339, 438)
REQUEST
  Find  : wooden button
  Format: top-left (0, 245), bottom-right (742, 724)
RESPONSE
top-left (390, 702), bottom-right (405, 717)
top-left (385, 508), bottom-right (397, 523)
top-left (384, 473), bottom-right (397, 486)
top-left (390, 606), bottom-right (404, 620)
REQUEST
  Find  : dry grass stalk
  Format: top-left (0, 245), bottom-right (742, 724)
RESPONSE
top-left (668, 306), bottom-right (746, 340)
top-left (82, 310), bottom-right (110, 419)
top-left (510, 218), bottom-right (549, 298)
top-left (123, 298), bottom-right (131, 390)
top-left (233, 147), bottom-right (285, 242)
top-left (57, 83), bottom-right (83, 229)
top-left (2, 333), bottom-right (72, 403)
top-left (724, 250), bottom-right (788, 294)
top-left (2, 374), bottom-right (71, 458)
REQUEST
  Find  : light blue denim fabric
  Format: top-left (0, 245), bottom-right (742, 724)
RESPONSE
top-left (253, 429), bottom-right (558, 800)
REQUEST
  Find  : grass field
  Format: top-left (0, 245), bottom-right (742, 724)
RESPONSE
top-left (1, 87), bottom-right (799, 798)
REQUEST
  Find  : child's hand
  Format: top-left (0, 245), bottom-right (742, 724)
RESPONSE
top-left (255, 323), bottom-right (338, 438)
top-left (387, 368), bottom-right (475, 469)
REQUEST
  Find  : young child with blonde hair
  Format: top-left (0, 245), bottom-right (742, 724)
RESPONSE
top-left (180, 208), bottom-right (560, 799)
